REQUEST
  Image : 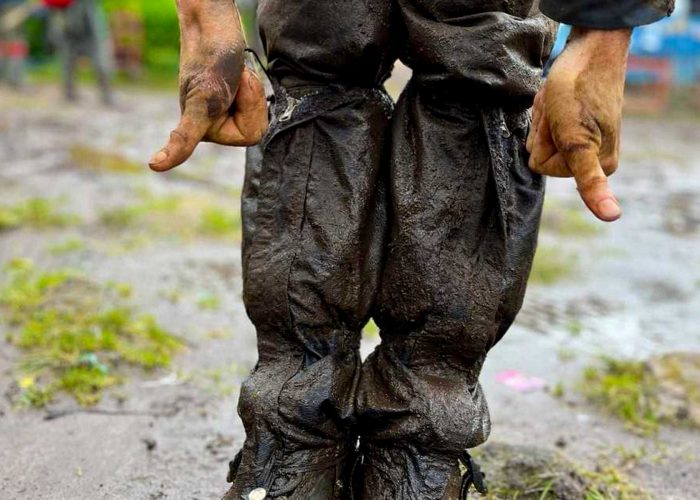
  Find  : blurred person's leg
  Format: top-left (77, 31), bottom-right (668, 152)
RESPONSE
top-left (0, 7), bottom-right (12, 85)
top-left (5, 34), bottom-right (28, 89)
top-left (61, 43), bottom-right (78, 101)
top-left (55, 2), bottom-right (85, 102)
top-left (0, 34), bottom-right (7, 83)
top-left (224, 1), bottom-right (396, 499)
top-left (88, 42), bottom-right (113, 105)
top-left (355, 2), bottom-right (557, 498)
top-left (88, 1), bottom-right (114, 105)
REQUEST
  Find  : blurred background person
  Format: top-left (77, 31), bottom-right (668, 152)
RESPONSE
top-left (45, 0), bottom-right (113, 104)
top-left (0, 0), bottom-right (31, 89)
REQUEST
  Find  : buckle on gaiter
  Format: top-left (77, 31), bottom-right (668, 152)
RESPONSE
top-left (459, 450), bottom-right (488, 498)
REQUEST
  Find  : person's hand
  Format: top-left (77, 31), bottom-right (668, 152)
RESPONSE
top-left (149, 1), bottom-right (268, 172)
top-left (526, 28), bottom-right (632, 222)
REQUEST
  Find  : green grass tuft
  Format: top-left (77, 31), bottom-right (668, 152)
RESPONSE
top-left (541, 201), bottom-right (602, 237)
top-left (0, 259), bottom-right (182, 408)
top-left (581, 357), bottom-right (659, 435)
top-left (69, 144), bottom-right (144, 174)
top-left (579, 462), bottom-right (650, 500)
top-left (47, 237), bottom-right (86, 255)
top-left (199, 207), bottom-right (242, 237)
top-left (529, 245), bottom-right (577, 285)
top-left (98, 194), bottom-right (242, 242)
top-left (196, 291), bottom-right (221, 311)
top-left (0, 198), bottom-right (80, 231)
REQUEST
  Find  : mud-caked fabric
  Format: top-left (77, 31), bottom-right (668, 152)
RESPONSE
top-left (257, 0), bottom-right (397, 88)
top-left (540, 0), bottom-right (674, 29)
top-left (355, 2), bottom-right (553, 499)
top-left (230, 3), bottom-right (397, 496)
top-left (357, 94), bottom-right (546, 500)
top-left (398, 0), bottom-right (558, 103)
top-left (231, 82), bottom-right (393, 500)
top-left (234, 1), bottom-right (553, 499)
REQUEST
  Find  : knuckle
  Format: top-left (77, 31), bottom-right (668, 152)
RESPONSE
top-left (170, 129), bottom-right (188, 145)
top-left (244, 130), bottom-right (265, 146)
top-left (558, 141), bottom-right (595, 155)
top-left (576, 175), bottom-right (607, 194)
top-left (528, 157), bottom-right (541, 173)
top-left (600, 156), bottom-right (619, 176)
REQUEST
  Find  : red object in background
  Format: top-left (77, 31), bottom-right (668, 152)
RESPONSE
top-left (0, 41), bottom-right (29, 59)
top-left (625, 56), bottom-right (673, 113)
top-left (42, 0), bottom-right (74, 8)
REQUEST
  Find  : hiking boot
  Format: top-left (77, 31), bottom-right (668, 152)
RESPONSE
top-left (223, 444), bottom-right (357, 500)
top-left (360, 444), bottom-right (487, 500)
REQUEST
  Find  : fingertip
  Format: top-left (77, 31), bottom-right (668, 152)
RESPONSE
top-left (148, 148), bottom-right (182, 172)
top-left (148, 150), bottom-right (167, 167)
top-left (595, 197), bottom-right (622, 222)
top-left (149, 161), bottom-right (172, 172)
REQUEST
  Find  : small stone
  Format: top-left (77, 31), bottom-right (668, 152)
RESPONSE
top-left (248, 487), bottom-right (267, 500)
top-left (555, 437), bottom-right (567, 448)
top-left (142, 438), bottom-right (157, 451)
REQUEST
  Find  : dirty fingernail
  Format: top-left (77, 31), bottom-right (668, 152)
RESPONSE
top-left (597, 198), bottom-right (621, 220)
top-left (149, 151), bottom-right (167, 165)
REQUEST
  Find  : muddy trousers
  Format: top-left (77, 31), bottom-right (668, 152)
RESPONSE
top-left (230, 79), bottom-right (545, 499)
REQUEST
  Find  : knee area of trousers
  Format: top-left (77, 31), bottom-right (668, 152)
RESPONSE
top-left (237, 359), bottom-right (302, 426)
top-left (416, 383), bottom-right (492, 451)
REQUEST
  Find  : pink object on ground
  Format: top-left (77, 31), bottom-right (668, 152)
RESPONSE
top-left (496, 370), bottom-right (547, 393)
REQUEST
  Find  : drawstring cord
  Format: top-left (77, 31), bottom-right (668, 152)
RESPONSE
top-left (227, 450), bottom-right (243, 483)
top-left (459, 450), bottom-right (488, 499)
top-left (244, 48), bottom-right (275, 104)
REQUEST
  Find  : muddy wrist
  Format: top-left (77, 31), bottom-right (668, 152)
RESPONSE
top-left (568, 27), bottom-right (632, 57)
top-left (177, 0), bottom-right (243, 43)
top-left (177, 0), bottom-right (238, 16)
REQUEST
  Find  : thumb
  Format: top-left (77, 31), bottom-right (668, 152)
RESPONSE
top-left (565, 148), bottom-right (622, 222)
top-left (212, 69), bottom-right (268, 146)
top-left (149, 110), bottom-right (210, 172)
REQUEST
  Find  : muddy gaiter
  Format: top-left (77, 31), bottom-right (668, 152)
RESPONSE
top-left (225, 1), bottom-right (556, 499)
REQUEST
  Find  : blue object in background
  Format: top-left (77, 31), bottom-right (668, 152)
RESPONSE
top-left (549, 0), bottom-right (700, 85)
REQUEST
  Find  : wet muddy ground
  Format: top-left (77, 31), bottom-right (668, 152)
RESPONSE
top-left (0, 85), bottom-right (699, 499)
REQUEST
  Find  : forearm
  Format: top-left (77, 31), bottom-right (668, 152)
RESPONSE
top-left (176, 0), bottom-right (245, 60)
top-left (564, 27), bottom-right (632, 70)
top-left (150, 0), bottom-right (267, 171)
